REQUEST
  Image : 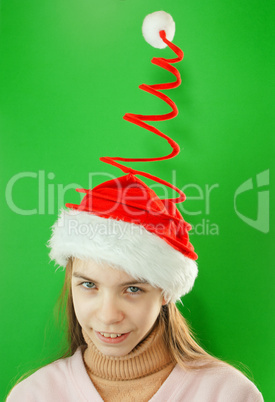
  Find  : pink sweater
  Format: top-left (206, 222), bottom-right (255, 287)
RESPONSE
top-left (7, 348), bottom-right (263, 401)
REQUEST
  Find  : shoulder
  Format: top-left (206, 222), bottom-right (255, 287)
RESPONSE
top-left (6, 348), bottom-right (90, 402)
top-left (167, 363), bottom-right (263, 402)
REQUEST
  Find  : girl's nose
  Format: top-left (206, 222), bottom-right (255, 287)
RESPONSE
top-left (97, 294), bottom-right (124, 326)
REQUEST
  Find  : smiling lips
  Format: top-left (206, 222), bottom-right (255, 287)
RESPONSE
top-left (100, 332), bottom-right (122, 338)
top-left (95, 331), bottom-right (130, 344)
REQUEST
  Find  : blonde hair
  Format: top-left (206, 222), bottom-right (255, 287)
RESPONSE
top-left (59, 258), bottom-right (222, 370)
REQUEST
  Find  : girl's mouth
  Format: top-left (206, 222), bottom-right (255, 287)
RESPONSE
top-left (95, 331), bottom-right (130, 344)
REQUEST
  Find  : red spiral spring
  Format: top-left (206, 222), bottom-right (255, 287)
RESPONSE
top-left (100, 30), bottom-right (185, 204)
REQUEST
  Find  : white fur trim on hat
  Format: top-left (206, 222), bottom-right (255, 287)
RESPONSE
top-left (142, 11), bottom-right (175, 49)
top-left (48, 209), bottom-right (198, 303)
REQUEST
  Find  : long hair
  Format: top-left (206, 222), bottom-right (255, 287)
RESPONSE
top-left (58, 258), bottom-right (222, 369)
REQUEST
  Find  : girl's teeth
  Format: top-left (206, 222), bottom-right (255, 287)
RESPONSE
top-left (100, 332), bottom-right (122, 338)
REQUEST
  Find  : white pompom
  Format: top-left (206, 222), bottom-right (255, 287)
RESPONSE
top-left (142, 11), bottom-right (175, 49)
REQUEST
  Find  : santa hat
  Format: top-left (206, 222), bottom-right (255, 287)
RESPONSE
top-left (49, 11), bottom-right (198, 303)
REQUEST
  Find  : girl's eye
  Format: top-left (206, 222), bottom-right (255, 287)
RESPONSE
top-left (82, 282), bottom-right (95, 289)
top-left (127, 286), bottom-right (142, 294)
top-left (79, 283), bottom-right (142, 294)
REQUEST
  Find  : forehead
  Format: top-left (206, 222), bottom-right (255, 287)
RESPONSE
top-left (72, 258), bottom-right (144, 286)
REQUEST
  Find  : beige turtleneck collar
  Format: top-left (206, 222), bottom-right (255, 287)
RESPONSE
top-left (82, 319), bottom-right (173, 380)
top-left (82, 319), bottom-right (176, 401)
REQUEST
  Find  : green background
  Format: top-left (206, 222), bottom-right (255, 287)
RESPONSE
top-left (0, 0), bottom-right (274, 400)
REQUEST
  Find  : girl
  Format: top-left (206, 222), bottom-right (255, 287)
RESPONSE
top-left (7, 11), bottom-right (263, 402)
top-left (6, 212), bottom-right (264, 401)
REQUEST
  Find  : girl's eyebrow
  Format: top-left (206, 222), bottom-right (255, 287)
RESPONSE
top-left (72, 271), bottom-right (149, 286)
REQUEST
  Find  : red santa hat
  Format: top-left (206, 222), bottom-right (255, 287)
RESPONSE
top-left (49, 11), bottom-right (198, 303)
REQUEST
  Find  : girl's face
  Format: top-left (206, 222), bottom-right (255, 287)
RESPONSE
top-left (71, 258), bottom-right (166, 357)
